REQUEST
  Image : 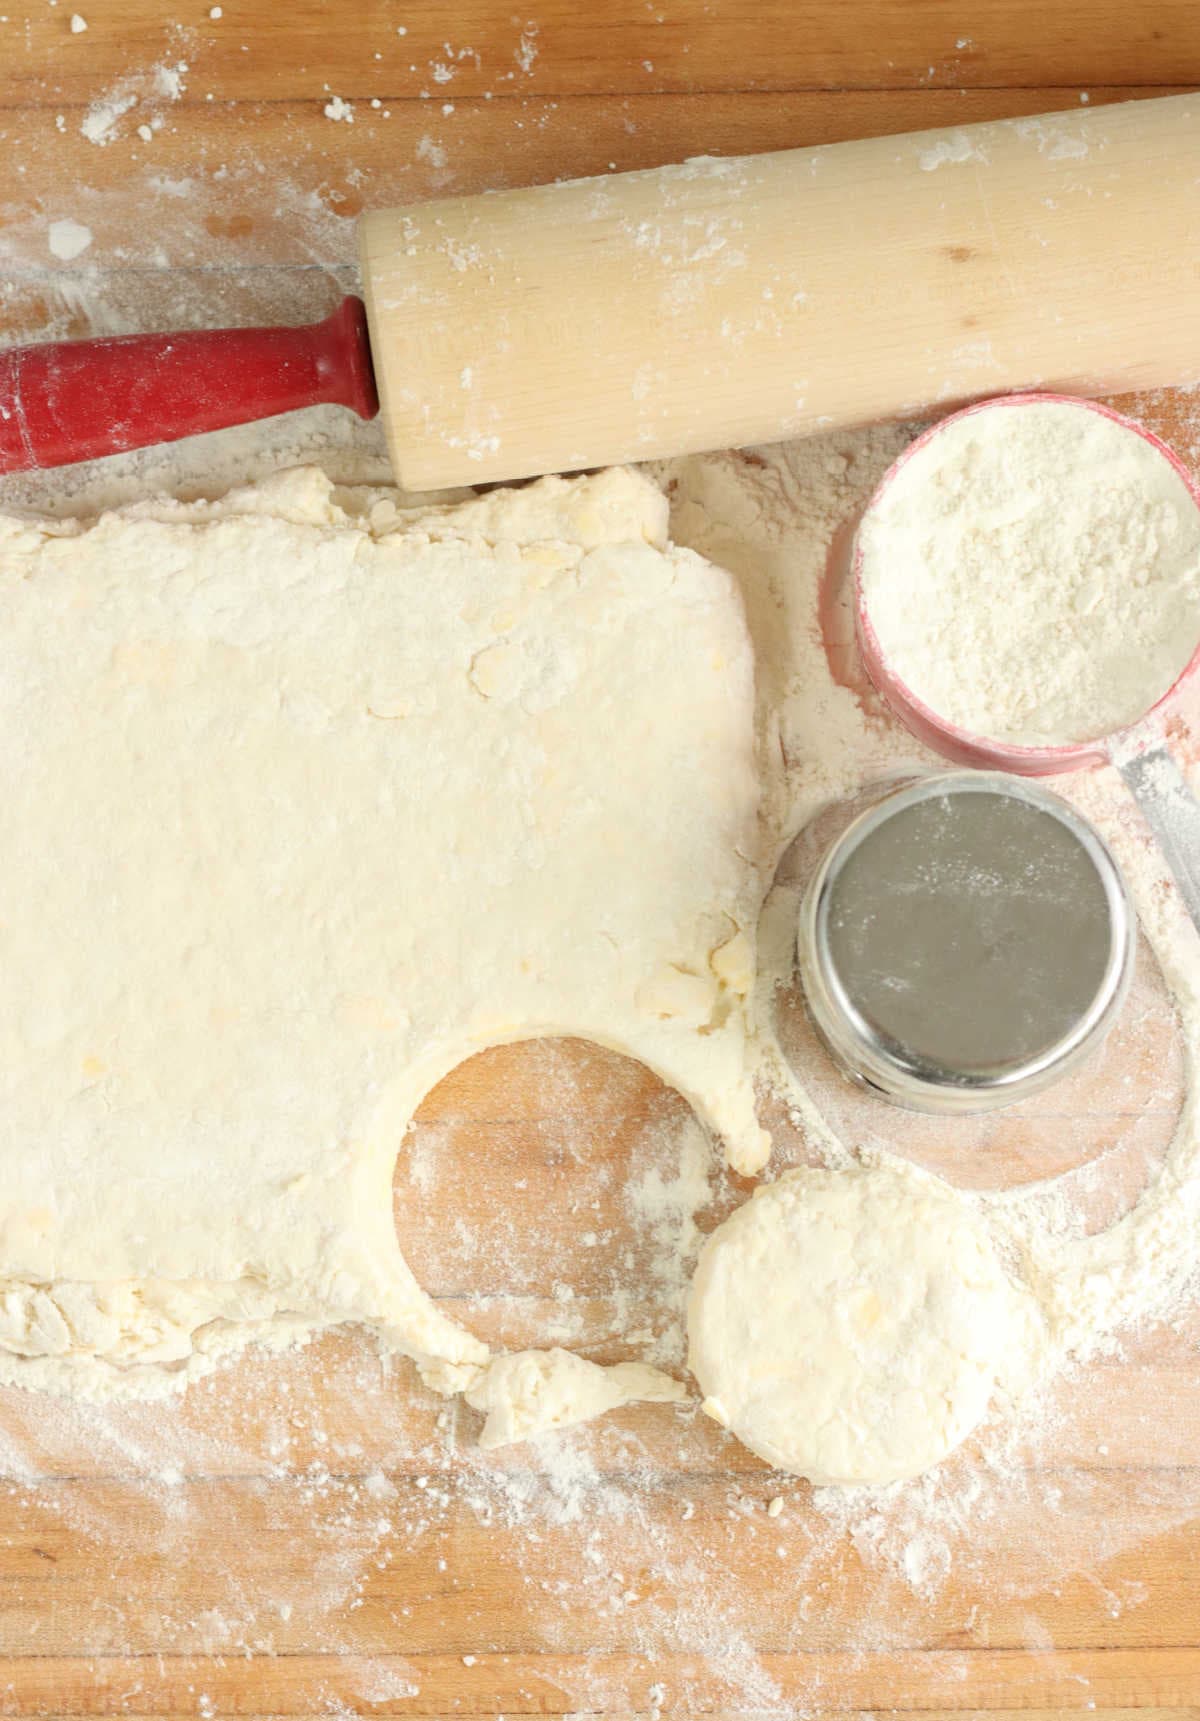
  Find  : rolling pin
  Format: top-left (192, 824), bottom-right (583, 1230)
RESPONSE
top-left (3, 94), bottom-right (1199, 490)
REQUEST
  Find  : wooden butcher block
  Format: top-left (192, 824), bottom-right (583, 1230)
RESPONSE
top-left (2, 2), bottom-right (1200, 1717)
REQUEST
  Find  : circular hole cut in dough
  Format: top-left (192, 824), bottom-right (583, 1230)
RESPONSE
top-left (686, 1160), bottom-right (1024, 1485)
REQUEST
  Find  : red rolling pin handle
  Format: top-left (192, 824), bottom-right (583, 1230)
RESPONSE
top-left (0, 295), bottom-right (379, 475)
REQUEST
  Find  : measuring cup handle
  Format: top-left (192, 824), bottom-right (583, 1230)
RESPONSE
top-left (1117, 744), bottom-right (1200, 931)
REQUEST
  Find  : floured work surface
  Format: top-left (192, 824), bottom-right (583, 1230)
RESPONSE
top-left (0, 392), bottom-right (1197, 1717)
top-left (6, 3), bottom-right (1200, 1711)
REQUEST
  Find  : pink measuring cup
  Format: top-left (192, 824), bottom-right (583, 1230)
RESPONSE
top-left (852, 393), bottom-right (1200, 919)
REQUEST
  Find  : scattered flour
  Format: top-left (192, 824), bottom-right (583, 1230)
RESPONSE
top-left (416, 133), bottom-right (448, 168)
top-left (514, 22), bottom-right (539, 74)
top-left (5, 27), bottom-right (1197, 1696)
top-left (917, 128), bottom-right (983, 170)
top-left (3, 209), bottom-right (1200, 1703)
top-left (47, 217), bottom-right (93, 260)
top-left (81, 89), bottom-right (138, 145)
top-left (79, 53), bottom-right (189, 146)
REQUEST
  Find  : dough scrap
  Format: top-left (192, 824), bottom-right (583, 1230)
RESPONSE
top-left (465, 1349), bottom-right (685, 1448)
top-left (687, 1161), bottom-right (1022, 1485)
top-left (0, 464), bottom-right (765, 1400)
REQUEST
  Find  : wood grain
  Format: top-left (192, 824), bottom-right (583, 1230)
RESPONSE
top-left (0, 1652), bottom-right (1198, 1716)
top-left (2, 1), bottom-right (1200, 1717)
top-left (1, 0), bottom-right (1199, 101)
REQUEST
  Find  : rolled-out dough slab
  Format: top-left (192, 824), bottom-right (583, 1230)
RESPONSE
top-left (0, 465), bottom-right (764, 1398)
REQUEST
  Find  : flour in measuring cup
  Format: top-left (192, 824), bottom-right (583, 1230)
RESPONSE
top-left (856, 399), bottom-right (1200, 748)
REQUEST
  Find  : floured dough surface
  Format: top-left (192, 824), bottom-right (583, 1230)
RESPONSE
top-left (0, 464), bottom-right (764, 1399)
top-left (687, 1162), bottom-right (1024, 1485)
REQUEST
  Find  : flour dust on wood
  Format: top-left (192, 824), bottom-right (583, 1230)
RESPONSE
top-left (0, 404), bottom-right (1199, 1714)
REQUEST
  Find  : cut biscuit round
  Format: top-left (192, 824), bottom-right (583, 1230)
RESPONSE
top-left (687, 1161), bottom-right (1020, 1485)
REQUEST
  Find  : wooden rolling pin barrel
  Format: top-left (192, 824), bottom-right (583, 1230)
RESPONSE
top-left (2, 94), bottom-right (1198, 487)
